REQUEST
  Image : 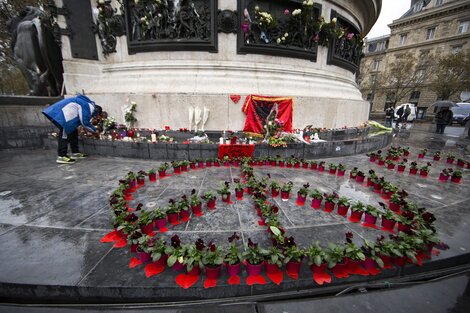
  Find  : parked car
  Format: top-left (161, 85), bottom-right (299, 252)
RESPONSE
top-left (451, 103), bottom-right (470, 125)
top-left (394, 103), bottom-right (417, 122)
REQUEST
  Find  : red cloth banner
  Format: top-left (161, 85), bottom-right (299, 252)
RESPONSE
top-left (242, 95), bottom-right (293, 134)
top-left (218, 144), bottom-right (255, 160)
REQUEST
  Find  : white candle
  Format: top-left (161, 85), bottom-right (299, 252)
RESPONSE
top-left (219, 137), bottom-right (224, 144)
top-left (151, 134), bottom-right (157, 143)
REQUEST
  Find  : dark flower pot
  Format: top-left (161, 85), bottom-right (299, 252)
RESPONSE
top-left (167, 212), bottom-right (179, 224)
top-left (140, 223), bottom-right (153, 235)
top-left (286, 163), bottom-right (293, 168)
top-left (381, 218), bottom-right (396, 230)
top-left (397, 165), bottom-right (405, 172)
top-left (451, 176), bottom-right (462, 183)
top-left (281, 190), bottom-right (290, 201)
top-left (233, 161), bottom-right (240, 167)
top-left (387, 163), bottom-right (395, 170)
top-left (130, 244), bottom-right (138, 253)
top-left (187, 266), bottom-right (201, 276)
top-left (350, 211), bottom-right (363, 222)
top-left (235, 189), bottom-right (243, 199)
top-left (364, 213), bottom-right (377, 225)
top-left (337, 205), bottom-right (349, 216)
top-left (302, 163), bottom-right (309, 169)
top-left (129, 180), bottom-right (137, 190)
top-left (329, 168), bottom-right (337, 174)
top-left (373, 183), bottom-right (382, 193)
top-left (265, 263), bottom-right (279, 274)
top-left (297, 193), bottom-right (306, 205)
top-left (137, 251), bottom-right (151, 263)
top-left (355, 175), bottom-right (365, 183)
top-left (173, 167), bottom-right (181, 174)
top-left (205, 265), bottom-right (222, 279)
top-left (378, 160), bottom-right (385, 166)
top-left (318, 166), bottom-right (325, 172)
top-left (271, 188), bottom-right (279, 197)
top-left (369, 156), bottom-right (376, 162)
top-left (154, 254), bottom-right (168, 268)
top-left (397, 223), bottom-right (411, 233)
top-left (324, 201), bottom-right (335, 212)
top-left (446, 158), bottom-right (454, 164)
top-left (403, 151), bottom-right (410, 156)
top-left (181, 165), bottom-right (188, 172)
top-left (224, 162), bottom-right (230, 167)
top-left (439, 173), bottom-right (449, 182)
top-left (148, 173), bottom-right (157, 182)
top-left (172, 260), bottom-right (185, 271)
top-left (337, 170), bottom-right (345, 176)
top-left (350, 173), bottom-right (357, 179)
top-left (158, 170), bottom-right (166, 178)
top-left (294, 163), bottom-right (300, 168)
top-left (419, 170), bottom-right (428, 177)
top-left (179, 210), bottom-right (190, 220)
top-left (190, 163), bottom-right (196, 169)
top-left (247, 186), bottom-right (254, 194)
top-left (206, 161), bottom-right (212, 167)
top-left (311, 198), bottom-right (322, 209)
top-left (418, 153), bottom-right (424, 159)
top-left (154, 218), bottom-right (166, 229)
top-left (246, 263), bottom-right (263, 276)
top-left (226, 263), bottom-right (241, 276)
top-left (310, 163), bottom-right (317, 170)
top-left (270, 161), bottom-right (276, 166)
top-left (191, 203), bottom-right (202, 215)
top-left (279, 161), bottom-right (285, 167)
top-left (214, 162), bottom-right (220, 167)
top-left (286, 261), bottom-right (302, 274)
top-left (222, 193), bottom-right (231, 203)
top-left (198, 162), bottom-right (204, 168)
top-left (389, 203), bottom-right (400, 212)
top-left (367, 178), bottom-right (374, 186)
top-left (207, 198), bottom-right (216, 209)
top-left (409, 168), bottom-right (418, 175)
top-left (433, 156), bottom-right (441, 161)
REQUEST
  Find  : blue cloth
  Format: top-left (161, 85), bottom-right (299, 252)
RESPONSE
top-left (42, 95), bottom-right (97, 134)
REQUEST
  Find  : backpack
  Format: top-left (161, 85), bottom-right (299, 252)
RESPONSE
top-left (396, 107), bottom-right (404, 116)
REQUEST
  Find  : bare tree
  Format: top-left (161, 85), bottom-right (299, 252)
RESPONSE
top-left (429, 50), bottom-right (470, 100)
top-left (374, 51), bottom-right (435, 107)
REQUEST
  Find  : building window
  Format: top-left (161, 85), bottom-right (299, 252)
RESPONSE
top-left (458, 21), bottom-right (469, 34)
top-left (399, 34), bottom-right (407, 45)
top-left (373, 59), bottom-right (381, 71)
top-left (370, 74), bottom-right (377, 86)
top-left (377, 41), bottom-right (385, 51)
top-left (452, 45), bottom-right (463, 53)
top-left (367, 93), bottom-right (373, 102)
top-left (410, 91), bottom-right (421, 104)
top-left (414, 1), bottom-right (423, 12)
top-left (436, 0), bottom-right (444, 5)
top-left (426, 27), bottom-right (436, 40)
top-left (416, 69), bottom-right (425, 81)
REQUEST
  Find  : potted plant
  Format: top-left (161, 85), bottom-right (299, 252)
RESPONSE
top-left (336, 196), bottom-right (351, 216)
top-left (350, 202), bottom-right (366, 222)
top-left (385, 159), bottom-right (395, 170)
top-left (433, 151), bottom-right (441, 161)
top-left (184, 239), bottom-right (206, 275)
top-left (337, 163), bottom-right (346, 176)
top-left (446, 153), bottom-right (455, 164)
top-left (325, 243), bottom-right (346, 271)
top-left (361, 240), bottom-right (385, 270)
top-left (367, 170), bottom-right (377, 186)
top-left (409, 161), bottom-right (418, 175)
top-left (283, 237), bottom-right (305, 275)
top-left (457, 158), bottom-right (465, 167)
top-left (234, 180), bottom-right (244, 199)
top-left (439, 168), bottom-right (452, 182)
top-left (306, 242), bottom-right (328, 274)
top-left (149, 237), bottom-right (168, 268)
top-left (148, 168), bottom-right (157, 182)
top-left (224, 233), bottom-right (243, 276)
top-left (180, 160), bottom-right (189, 172)
top-left (222, 156), bottom-right (231, 167)
top-left (397, 160), bottom-right (407, 172)
top-left (381, 209), bottom-right (398, 230)
top-left (190, 190), bottom-right (202, 215)
top-left (127, 171), bottom-right (137, 190)
top-left (389, 193), bottom-right (402, 212)
top-left (203, 191), bottom-right (217, 209)
top-left (202, 242), bottom-right (225, 279)
top-left (297, 183), bottom-right (310, 205)
top-left (264, 246), bottom-right (284, 274)
top-left (165, 235), bottom-right (187, 271)
top-left (153, 207), bottom-right (167, 229)
top-left (355, 171), bottom-right (366, 183)
top-left (349, 167), bottom-right (358, 179)
top-left (310, 160), bottom-right (318, 170)
top-left (310, 189), bottom-right (323, 209)
top-left (217, 181), bottom-right (231, 203)
top-left (243, 239), bottom-right (268, 276)
top-left (196, 158), bottom-right (204, 168)
top-left (136, 234), bottom-right (153, 263)
top-left (206, 158), bottom-right (213, 167)
top-left (377, 155), bottom-right (385, 166)
top-left (451, 170), bottom-right (462, 183)
top-left (172, 161), bottom-right (181, 174)
top-left (344, 233), bottom-right (366, 266)
top-left (270, 181), bottom-right (281, 197)
top-left (318, 161), bottom-right (326, 172)
top-left (367, 152), bottom-right (376, 162)
top-left (323, 193), bottom-right (338, 212)
top-left (166, 199), bottom-right (180, 224)
top-left (138, 209), bottom-right (154, 235)
top-left (364, 205), bottom-right (380, 225)
top-left (214, 158), bottom-right (221, 167)
top-left (419, 162), bottom-right (431, 177)
top-left (328, 163), bottom-right (338, 175)
top-left (302, 159), bottom-right (309, 169)
top-left (178, 195), bottom-right (190, 221)
top-left (281, 181), bottom-right (294, 201)
top-left (158, 163), bottom-right (169, 177)
top-left (418, 148), bottom-right (427, 159)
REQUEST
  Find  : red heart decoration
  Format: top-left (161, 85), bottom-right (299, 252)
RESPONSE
top-left (286, 269), bottom-right (299, 280)
top-left (144, 263), bottom-right (165, 278)
top-left (129, 257), bottom-right (142, 269)
top-left (246, 275), bottom-right (266, 286)
top-left (313, 270), bottom-right (332, 285)
top-left (194, 212), bottom-right (204, 217)
top-left (100, 230), bottom-right (121, 243)
top-left (362, 222), bottom-right (379, 229)
top-left (203, 278), bottom-right (217, 289)
top-left (159, 227), bottom-right (169, 233)
top-left (113, 238), bottom-right (127, 248)
top-left (175, 273), bottom-right (200, 289)
top-left (330, 264), bottom-right (349, 279)
top-left (230, 94), bottom-right (241, 104)
top-left (228, 275), bottom-right (241, 285)
top-left (266, 269), bottom-right (284, 285)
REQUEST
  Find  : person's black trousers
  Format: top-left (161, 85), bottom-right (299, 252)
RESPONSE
top-left (58, 128), bottom-right (79, 157)
top-left (436, 124), bottom-right (446, 134)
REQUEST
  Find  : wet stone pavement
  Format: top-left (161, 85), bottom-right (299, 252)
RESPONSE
top-left (0, 123), bottom-right (469, 302)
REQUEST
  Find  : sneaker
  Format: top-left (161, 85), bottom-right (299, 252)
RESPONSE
top-left (56, 156), bottom-right (76, 164)
top-left (71, 152), bottom-right (88, 159)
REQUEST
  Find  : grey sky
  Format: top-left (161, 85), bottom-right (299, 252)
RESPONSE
top-left (366, 0), bottom-right (411, 39)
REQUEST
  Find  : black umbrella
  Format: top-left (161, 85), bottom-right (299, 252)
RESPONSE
top-left (431, 100), bottom-right (457, 108)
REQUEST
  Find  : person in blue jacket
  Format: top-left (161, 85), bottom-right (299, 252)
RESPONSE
top-left (43, 94), bottom-right (102, 164)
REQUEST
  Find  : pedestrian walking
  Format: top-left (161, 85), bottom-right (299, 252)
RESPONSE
top-left (385, 106), bottom-right (394, 127)
top-left (463, 114), bottom-right (470, 139)
top-left (42, 94), bottom-right (102, 164)
top-left (395, 105), bottom-right (404, 128)
top-left (434, 107), bottom-right (453, 134)
top-left (401, 105), bottom-right (411, 129)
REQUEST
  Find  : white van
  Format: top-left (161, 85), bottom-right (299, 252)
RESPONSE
top-left (394, 103), bottom-right (417, 122)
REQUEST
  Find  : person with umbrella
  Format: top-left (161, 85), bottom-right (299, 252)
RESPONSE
top-left (433, 101), bottom-right (454, 134)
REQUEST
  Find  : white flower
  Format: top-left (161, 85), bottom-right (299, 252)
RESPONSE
top-left (292, 9), bottom-right (302, 16)
top-left (276, 38), bottom-right (281, 44)
top-left (281, 37), bottom-right (285, 41)
top-left (284, 33), bottom-right (288, 37)
top-left (98, 0), bottom-right (105, 4)
top-left (332, 17), bottom-right (337, 24)
top-left (255, 5), bottom-right (260, 11)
